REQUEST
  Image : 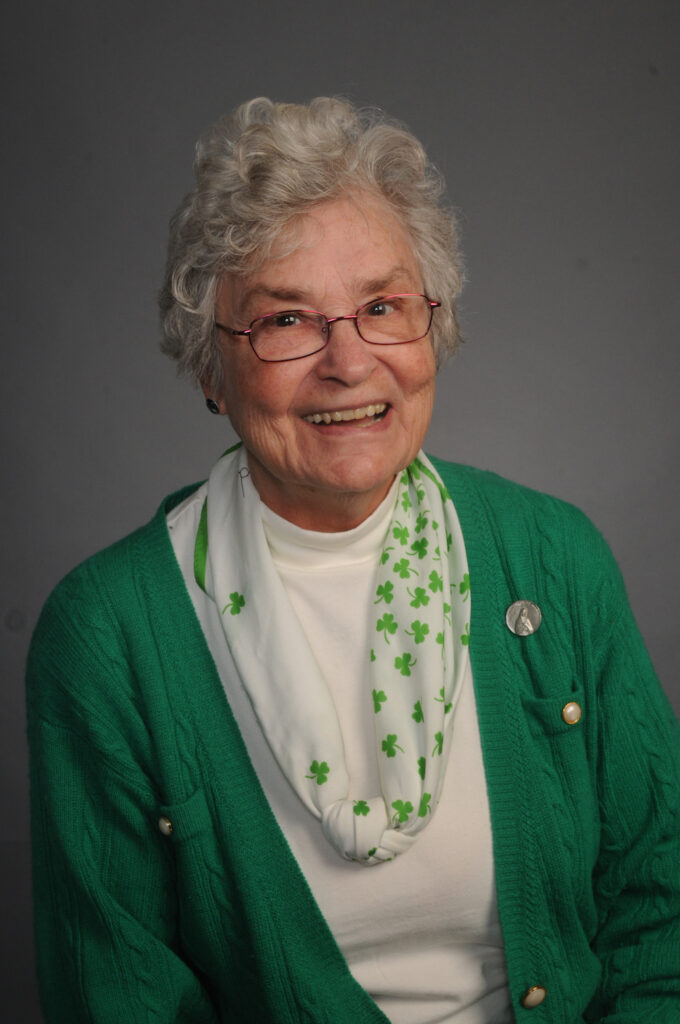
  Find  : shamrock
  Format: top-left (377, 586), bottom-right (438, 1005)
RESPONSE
top-left (412, 700), bottom-right (424, 723)
top-left (400, 470), bottom-right (410, 486)
top-left (353, 800), bottom-right (370, 817)
top-left (417, 756), bottom-right (427, 779)
top-left (415, 511), bottom-right (429, 534)
top-left (375, 580), bottom-right (395, 604)
top-left (461, 623), bottom-right (470, 646)
top-left (446, 530), bottom-right (453, 551)
top-left (400, 491), bottom-right (412, 513)
top-left (432, 519), bottom-right (439, 531)
top-left (222, 591), bottom-right (245, 616)
top-left (394, 652), bottom-right (417, 676)
top-left (370, 648), bottom-right (376, 662)
top-left (406, 619), bottom-right (430, 644)
top-left (306, 760), bottom-right (330, 785)
top-left (416, 486), bottom-right (426, 504)
top-left (435, 686), bottom-right (453, 713)
top-left (432, 732), bottom-right (444, 756)
top-left (428, 570), bottom-right (443, 593)
top-left (418, 792), bottom-right (432, 817)
top-left (459, 573), bottom-right (471, 600)
top-left (372, 688), bottom-right (387, 713)
top-left (381, 734), bottom-right (404, 758)
top-left (408, 586), bottom-right (430, 608)
top-left (393, 557), bottom-right (416, 579)
top-left (392, 521), bottom-right (410, 545)
top-left (433, 544), bottom-right (442, 562)
top-left (377, 612), bottom-right (398, 644)
top-left (380, 545), bottom-right (394, 566)
top-left (436, 631), bottom-right (445, 648)
top-left (443, 601), bottom-right (452, 623)
top-left (367, 847), bottom-right (377, 858)
top-left (391, 799), bottom-right (414, 824)
top-left (409, 537), bottom-right (429, 560)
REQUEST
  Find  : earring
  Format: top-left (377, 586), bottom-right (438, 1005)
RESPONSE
top-left (205, 398), bottom-right (220, 415)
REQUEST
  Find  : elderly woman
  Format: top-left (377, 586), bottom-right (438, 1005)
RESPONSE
top-left (27, 98), bottom-right (679, 1024)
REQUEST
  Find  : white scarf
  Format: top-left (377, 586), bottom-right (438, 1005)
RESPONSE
top-left (194, 446), bottom-right (470, 865)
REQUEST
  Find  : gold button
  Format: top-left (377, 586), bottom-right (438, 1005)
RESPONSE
top-left (158, 815), bottom-right (174, 836)
top-left (522, 985), bottom-right (547, 1009)
top-left (562, 701), bottom-right (582, 725)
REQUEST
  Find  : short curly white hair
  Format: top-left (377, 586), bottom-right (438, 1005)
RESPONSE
top-left (159, 97), bottom-right (464, 386)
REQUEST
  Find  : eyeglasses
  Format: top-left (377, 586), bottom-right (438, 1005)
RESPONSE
top-left (215, 293), bottom-right (441, 363)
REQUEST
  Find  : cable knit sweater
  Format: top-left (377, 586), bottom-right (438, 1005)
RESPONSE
top-left (26, 459), bottom-right (680, 1023)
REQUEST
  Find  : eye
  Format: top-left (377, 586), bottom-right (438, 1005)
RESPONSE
top-left (365, 297), bottom-right (398, 317)
top-left (269, 311), bottom-right (302, 329)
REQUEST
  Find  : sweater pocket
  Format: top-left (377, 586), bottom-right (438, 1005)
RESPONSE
top-left (522, 684), bottom-right (586, 739)
top-left (157, 788), bottom-right (256, 1018)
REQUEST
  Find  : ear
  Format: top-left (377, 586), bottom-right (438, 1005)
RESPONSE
top-left (200, 378), bottom-right (227, 416)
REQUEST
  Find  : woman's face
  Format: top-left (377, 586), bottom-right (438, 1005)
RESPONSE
top-left (207, 194), bottom-right (437, 530)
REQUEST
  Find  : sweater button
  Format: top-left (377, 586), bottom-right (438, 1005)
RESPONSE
top-left (521, 985), bottom-right (547, 1009)
top-left (562, 701), bottom-right (582, 725)
top-left (158, 816), bottom-right (174, 836)
top-left (505, 600), bottom-right (542, 635)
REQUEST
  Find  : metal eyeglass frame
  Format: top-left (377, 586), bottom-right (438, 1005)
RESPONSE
top-left (214, 293), bottom-right (441, 363)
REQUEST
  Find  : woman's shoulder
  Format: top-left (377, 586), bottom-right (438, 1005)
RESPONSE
top-left (28, 483), bottom-right (203, 686)
top-left (428, 455), bottom-right (624, 597)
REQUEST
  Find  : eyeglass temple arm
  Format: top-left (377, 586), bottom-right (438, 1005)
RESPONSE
top-left (215, 322), bottom-right (251, 337)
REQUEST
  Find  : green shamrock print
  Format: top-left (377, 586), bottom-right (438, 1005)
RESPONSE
top-left (400, 470), bottom-right (410, 486)
top-left (417, 756), bottom-right (426, 779)
top-left (428, 571), bottom-right (443, 593)
top-left (353, 800), bottom-right (370, 817)
top-left (375, 580), bottom-right (395, 604)
top-left (409, 537), bottom-right (429, 560)
top-left (391, 799), bottom-right (413, 824)
top-left (412, 700), bottom-right (424, 723)
top-left (435, 687), bottom-right (453, 713)
top-left (408, 586), bottom-right (430, 608)
top-left (393, 557), bottom-right (416, 579)
top-left (461, 623), bottom-right (470, 646)
top-left (406, 619), bottom-right (430, 644)
top-left (392, 521), bottom-right (410, 545)
top-left (377, 612), bottom-right (398, 644)
top-left (416, 486), bottom-right (426, 504)
top-left (418, 793), bottom-right (432, 817)
top-left (306, 760), bottom-right (330, 785)
top-left (400, 491), bottom-right (412, 513)
top-left (367, 847), bottom-right (377, 858)
top-left (222, 591), bottom-right (245, 616)
top-left (395, 652), bottom-right (417, 676)
top-left (415, 511), bottom-right (429, 534)
top-left (372, 688), bottom-right (387, 713)
top-left (432, 732), bottom-right (444, 756)
top-left (446, 531), bottom-right (453, 551)
top-left (370, 648), bottom-right (376, 662)
top-left (380, 545), bottom-right (394, 566)
top-left (382, 734), bottom-right (404, 758)
top-left (436, 631), bottom-right (445, 648)
top-left (459, 573), bottom-right (471, 600)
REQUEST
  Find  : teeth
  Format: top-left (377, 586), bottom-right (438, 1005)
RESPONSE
top-left (304, 403), bottom-right (386, 425)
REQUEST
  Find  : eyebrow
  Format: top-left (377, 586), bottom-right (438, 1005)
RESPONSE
top-left (238, 265), bottom-right (419, 318)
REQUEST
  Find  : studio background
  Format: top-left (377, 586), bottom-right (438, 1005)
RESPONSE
top-left (2, 2), bottom-right (678, 1019)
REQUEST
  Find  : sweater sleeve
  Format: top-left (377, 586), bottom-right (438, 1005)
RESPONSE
top-left (583, 529), bottom-right (680, 1022)
top-left (26, 566), bottom-right (220, 1024)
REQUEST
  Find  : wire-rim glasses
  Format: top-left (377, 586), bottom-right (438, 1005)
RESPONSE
top-left (215, 293), bottom-right (441, 363)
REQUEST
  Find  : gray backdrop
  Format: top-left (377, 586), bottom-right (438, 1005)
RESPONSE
top-left (2, 1), bottom-right (678, 1019)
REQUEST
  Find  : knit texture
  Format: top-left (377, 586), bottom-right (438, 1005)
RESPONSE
top-left (26, 460), bottom-right (680, 1023)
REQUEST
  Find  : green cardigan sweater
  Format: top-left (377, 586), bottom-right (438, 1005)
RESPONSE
top-left (26, 459), bottom-right (680, 1023)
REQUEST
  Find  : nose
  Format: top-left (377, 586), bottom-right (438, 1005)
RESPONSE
top-left (314, 316), bottom-right (378, 385)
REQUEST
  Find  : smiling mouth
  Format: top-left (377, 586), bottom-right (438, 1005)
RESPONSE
top-left (303, 403), bottom-right (388, 425)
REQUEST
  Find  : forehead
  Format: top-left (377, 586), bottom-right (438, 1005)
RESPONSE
top-left (221, 194), bottom-right (422, 315)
